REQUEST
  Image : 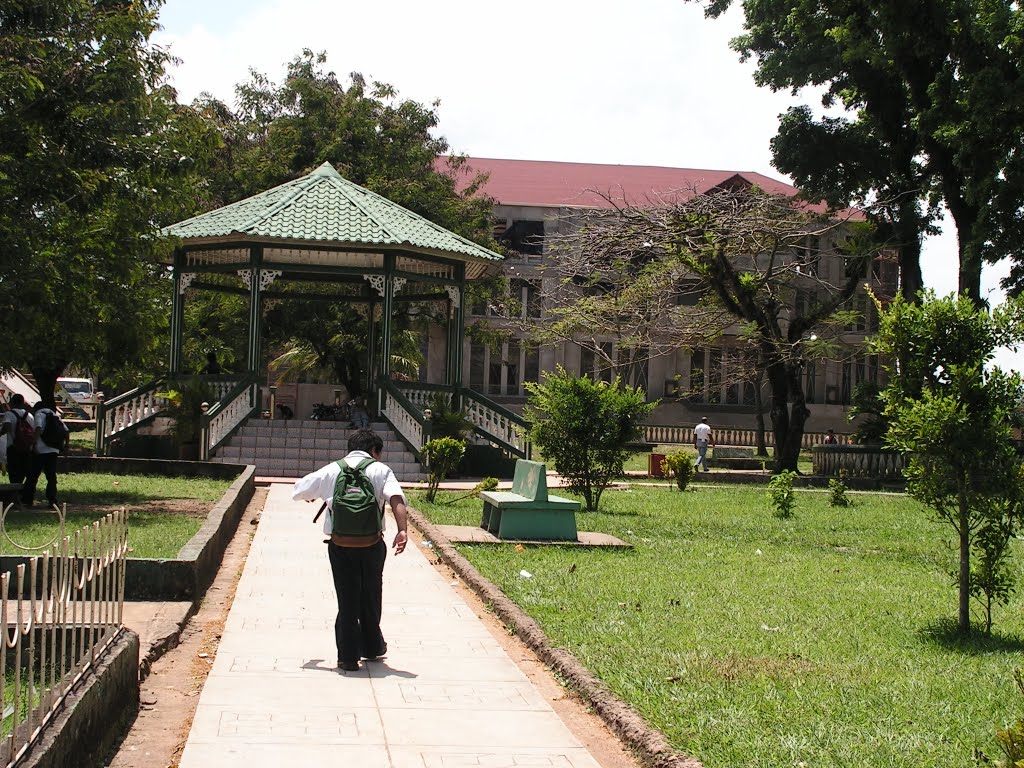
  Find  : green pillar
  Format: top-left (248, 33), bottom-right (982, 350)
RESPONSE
top-left (446, 269), bottom-right (465, 389)
top-left (169, 251), bottom-right (186, 374)
top-left (379, 255), bottom-right (395, 381)
top-left (365, 284), bottom-right (378, 395)
top-left (246, 246), bottom-right (264, 373)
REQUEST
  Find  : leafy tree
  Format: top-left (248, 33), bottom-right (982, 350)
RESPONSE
top-left (693, 0), bottom-right (1024, 303)
top-left (524, 366), bottom-right (655, 511)
top-left (0, 0), bottom-right (218, 404)
top-left (875, 291), bottom-right (1024, 634)
top-left (528, 187), bottom-right (876, 471)
top-left (184, 50), bottom-right (500, 385)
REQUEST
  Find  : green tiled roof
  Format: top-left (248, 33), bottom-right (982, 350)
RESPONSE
top-left (163, 162), bottom-right (503, 263)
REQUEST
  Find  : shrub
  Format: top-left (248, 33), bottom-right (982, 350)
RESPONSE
top-left (661, 451), bottom-right (695, 491)
top-left (994, 669), bottom-right (1024, 767)
top-left (828, 477), bottom-right (851, 507)
top-left (524, 366), bottom-right (656, 511)
top-left (421, 437), bottom-right (465, 503)
top-left (767, 470), bottom-right (797, 518)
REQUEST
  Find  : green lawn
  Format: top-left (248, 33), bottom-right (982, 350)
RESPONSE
top-left (411, 484), bottom-right (1024, 768)
top-left (0, 473), bottom-right (230, 559)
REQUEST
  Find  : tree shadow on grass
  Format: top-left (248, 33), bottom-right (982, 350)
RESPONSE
top-left (918, 617), bottom-right (1024, 655)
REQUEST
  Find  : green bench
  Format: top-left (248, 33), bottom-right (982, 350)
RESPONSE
top-left (480, 459), bottom-right (580, 540)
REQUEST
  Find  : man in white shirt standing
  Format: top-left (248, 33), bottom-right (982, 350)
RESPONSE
top-left (292, 429), bottom-right (409, 672)
top-left (24, 401), bottom-right (69, 509)
top-left (693, 416), bottom-right (714, 472)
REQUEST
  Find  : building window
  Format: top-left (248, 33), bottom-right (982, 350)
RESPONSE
top-left (510, 278), bottom-right (542, 319)
top-left (499, 220), bottom-right (544, 257)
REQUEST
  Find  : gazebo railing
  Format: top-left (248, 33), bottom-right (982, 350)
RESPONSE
top-left (811, 445), bottom-right (906, 479)
top-left (94, 380), bottom-right (165, 456)
top-left (199, 375), bottom-right (260, 461)
top-left (460, 389), bottom-right (531, 460)
top-left (381, 382), bottom-right (432, 460)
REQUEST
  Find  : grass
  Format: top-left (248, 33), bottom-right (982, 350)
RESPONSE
top-left (0, 473), bottom-right (231, 559)
top-left (411, 484), bottom-right (1024, 768)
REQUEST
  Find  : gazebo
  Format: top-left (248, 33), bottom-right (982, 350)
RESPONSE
top-left (95, 163), bottom-right (528, 463)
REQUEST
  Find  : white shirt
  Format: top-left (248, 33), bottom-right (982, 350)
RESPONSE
top-left (2, 408), bottom-right (34, 450)
top-left (34, 409), bottom-right (68, 455)
top-left (291, 450), bottom-right (407, 536)
top-left (694, 422), bottom-right (712, 443)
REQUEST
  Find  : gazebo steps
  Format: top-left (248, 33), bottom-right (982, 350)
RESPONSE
top-left (210, 418), bottom-right (426, 481)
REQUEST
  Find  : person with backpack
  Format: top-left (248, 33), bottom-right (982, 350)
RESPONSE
top-left (291, 429), bottom-right (409, 672)
top-left (0, 394), bottom-right (36, 502)
top-left (24, 401), bottom-right (68, 509)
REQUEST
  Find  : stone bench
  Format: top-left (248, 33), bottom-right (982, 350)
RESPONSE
top-left (480, 459), bottom-right (580, 541)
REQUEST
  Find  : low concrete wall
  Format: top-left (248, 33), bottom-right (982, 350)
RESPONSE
top-left (19, 629), bottom-right (140, 768)
top-left (3, 461), bottom-right (255, 603)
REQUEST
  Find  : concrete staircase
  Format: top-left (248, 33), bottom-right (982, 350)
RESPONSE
top-left (210, 418), bottom-right (426, 480)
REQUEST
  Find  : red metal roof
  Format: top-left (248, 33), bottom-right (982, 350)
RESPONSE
top-left (438, 156), bottom-right (803, 209)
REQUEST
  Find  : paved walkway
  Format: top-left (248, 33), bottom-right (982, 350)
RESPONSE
top-left (178, 483), bottom-right (604, 767)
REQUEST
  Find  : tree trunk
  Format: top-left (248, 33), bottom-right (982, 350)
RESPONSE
top-left (958, 495), bottom-right (972, 634)
top-left (30, 367), bottom-right (62, 411)
top-left (766, 361), bottom-right (810, 472)
top-left (754, 376), bottom-right (768, 456)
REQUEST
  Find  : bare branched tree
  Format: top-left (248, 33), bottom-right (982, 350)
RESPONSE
top-left (509, 186), bottom-right (884, 471)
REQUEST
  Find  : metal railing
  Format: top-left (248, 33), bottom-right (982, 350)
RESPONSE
top-left (199, 375), bottom-right (260, 461)
top-left (0, 507), bottom-right (127, 767)
top-left (643, 424), bottom-right (847, 450)
top-left (94, 381), bottom-right (165, 455)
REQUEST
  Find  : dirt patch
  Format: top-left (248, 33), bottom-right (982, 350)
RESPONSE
top-left (73, 499), bottom-right (211, 519)
top-left (103, 487), bottom-right (266, 768)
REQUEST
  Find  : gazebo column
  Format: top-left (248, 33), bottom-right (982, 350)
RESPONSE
top-left (364, 284), bottom-right (378, 396)
top-left (169, 252), bottom-right (193, 375)
top-left (445, 281), bottom-right (464, 389)
top-left (239, 247), bottom-right (282, 374)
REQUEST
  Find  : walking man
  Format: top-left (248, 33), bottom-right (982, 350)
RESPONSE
top-left (24, 401), bottom-right (69, 509)
top-left (693, 416), bottom-right (714, 472)
top-left (292, 429), bottom-right (409, 672)
top-left (1, 394), bottom-right (35, 502)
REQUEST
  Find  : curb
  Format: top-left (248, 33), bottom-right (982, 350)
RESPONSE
top-left (406, 506), bottom-right (704, 768)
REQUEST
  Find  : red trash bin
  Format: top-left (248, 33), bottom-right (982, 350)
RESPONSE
top-left (649, 453), bottom-right (666, 478)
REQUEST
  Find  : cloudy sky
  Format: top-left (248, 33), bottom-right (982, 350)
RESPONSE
top-left (155, 0), bottom-right (1020, 367)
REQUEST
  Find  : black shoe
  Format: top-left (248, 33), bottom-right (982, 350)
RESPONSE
top-left (362, 642), bottom-right (387, 661)
top-left (338, 660), bottom-right (360, 672)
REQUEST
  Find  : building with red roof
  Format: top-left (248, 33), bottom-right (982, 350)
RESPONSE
top-left (439, 157), bottom-right (891, 434)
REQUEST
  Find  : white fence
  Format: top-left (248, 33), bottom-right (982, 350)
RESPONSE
top-left (0, 507), bottom-right (128, 767)
top-left (644, 424), bottom-right (846, 449)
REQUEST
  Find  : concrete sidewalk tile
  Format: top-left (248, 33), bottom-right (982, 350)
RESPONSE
top-left (388, 745), bottom-right (603, 768)
top-left (370, 679), bottom-right (550, 710)
top-left (181, 743), bottom-right (390, 768)
top-left (187, 704), bottom-right (385, 744)
top-left (198, 674), bottom-right (378, 708)
top-left (365, 656), bottom-right (529, 683)
top-left (378, 708), bottom-right (584, 748)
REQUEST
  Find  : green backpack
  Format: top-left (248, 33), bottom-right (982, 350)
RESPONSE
top-left (330, 458), bottom-right (382, 537)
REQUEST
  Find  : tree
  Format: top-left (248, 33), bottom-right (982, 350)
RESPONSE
top-left (524, 367), bottom-right (655, 511)
top-left (875, 291), bottom-right (1024, 634)
top-left (184, 50), bottom-right (499, 384)
top-left (526, 187), bottom-right (876, 471)
top-left (0, 0), bottom-right (218, 405)
top-left (693, 0), bottom-right (1024, 303)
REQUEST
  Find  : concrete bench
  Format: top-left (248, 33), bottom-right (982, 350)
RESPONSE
top-left (480, 459), bottom-right (580, 541)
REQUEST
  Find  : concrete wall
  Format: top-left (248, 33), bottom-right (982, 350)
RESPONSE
top-left (18, 630), bottom-right (140, 768)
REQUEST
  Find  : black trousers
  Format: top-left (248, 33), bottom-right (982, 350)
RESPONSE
top-left (24, 452), bottom-right (58, 506)
top-left (327, 539), bottom-right (387, 664)
top-left (6, 448), bottom-right (32, 496)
